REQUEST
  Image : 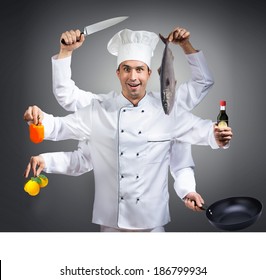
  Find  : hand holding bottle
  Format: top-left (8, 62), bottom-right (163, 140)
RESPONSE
top-left (214, 124), bottom-right (233, 147)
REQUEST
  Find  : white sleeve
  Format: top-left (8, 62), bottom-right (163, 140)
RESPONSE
top-left (173, 109), bottom-right (219, 149)
top-left (170, 142), bottom-right (196, 199)
top-left (176, 51), bottom-right (214, 111)
top-left (41, 141), bottom-right (93, 176)
top-left (171, 167), bottom-right (196, 199)
top-left (42, 106), bottom-right (92, 142)
top-left (52, 55), bottom-right (99, 111)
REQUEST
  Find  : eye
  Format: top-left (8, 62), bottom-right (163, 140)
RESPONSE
top-left (136, 67), bottom-right (144, 73)
top-left (122, 66), bottom-right (129, 72)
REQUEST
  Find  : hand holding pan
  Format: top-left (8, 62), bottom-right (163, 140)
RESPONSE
top-left (191, 196), bottom-right (263, 231)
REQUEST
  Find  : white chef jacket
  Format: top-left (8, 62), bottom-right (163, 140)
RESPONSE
top-left (42, 51), bottom-right (215, 197)
top-left (42, 84), bottom-right (217, 229)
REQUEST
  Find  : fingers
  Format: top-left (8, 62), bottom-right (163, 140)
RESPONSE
top-left (24, 162), bottom-right (31, 178)
top-left (23, 105), bottom-right (43, 125)
top-left (36, 164), bottom-right (44, 177)
top-left (184, 193), bottom-right (205, 212)
top-left (23, 156), bottom-right (45, 178)
top-left (60, 29), bottom-right (84, 46)
top-left (169, 27), bottom-right (190, 43)
top-left (184, 198), bottom-right (200, 212)
top-left (214, 125), bottom-right (233, 145)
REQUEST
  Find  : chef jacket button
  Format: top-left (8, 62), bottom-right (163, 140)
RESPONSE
top-left (123, 109), bottom-right (126, 112)
top-left (121, 196), bottom-right (124, 200)
top-left (120, 152), bottom-right (124, 156)
top-left (141, 110), bottom-right (145, 113)
top-left (121, 175), bottom-right (124, 179)
top-left (138, 131), bottom-right (142, 134)
top-left (136, 175), bottom-right (139, 179)
top-left (136, 153), bottom-right (139, 156)
top-left (121, 129), bottom-right (124, 133)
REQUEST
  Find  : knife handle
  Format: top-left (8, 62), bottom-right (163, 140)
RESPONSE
top-left (61, 32), bottom-right (84, 46)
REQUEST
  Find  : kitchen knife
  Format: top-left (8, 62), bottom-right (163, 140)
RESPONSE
top-left (61, 16), bottom-right (128, 45)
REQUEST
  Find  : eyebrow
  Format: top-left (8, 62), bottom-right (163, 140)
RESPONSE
top-left (121, 64), bottom-right (146, 69)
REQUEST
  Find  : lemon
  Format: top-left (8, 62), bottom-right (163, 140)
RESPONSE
top-left (38, 174), bottom-right (48, 188)
top-left (24, 177), bottom-right (41, 196)
top-left (218, 121), bottom-right (227, 128)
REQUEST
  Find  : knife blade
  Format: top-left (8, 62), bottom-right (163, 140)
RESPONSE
top-left (61, 16), bottom-right (128, 45)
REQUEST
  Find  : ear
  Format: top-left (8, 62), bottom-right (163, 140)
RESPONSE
top-left (116, 69), bottom-right (120, 78)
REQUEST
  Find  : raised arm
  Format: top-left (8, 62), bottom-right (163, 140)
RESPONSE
top-left (51, 29), bottom-right (103, 111)
top-left (167, 27), bottom-right (214, 111)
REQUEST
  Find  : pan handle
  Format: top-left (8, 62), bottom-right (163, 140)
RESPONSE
top-left (199, 203), bottom-right (208, 211)
top-left (183, 198), bottom-right (208, 211)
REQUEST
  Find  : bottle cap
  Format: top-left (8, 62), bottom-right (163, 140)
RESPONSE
top-left (220, 100), bottom-right (226, 106)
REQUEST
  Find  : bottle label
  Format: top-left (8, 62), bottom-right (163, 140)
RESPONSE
top-left (218, 120), bottom-right (228, 128)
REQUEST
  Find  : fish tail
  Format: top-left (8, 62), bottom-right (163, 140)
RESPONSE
top-left (159, 33), bottom-right (168, 44)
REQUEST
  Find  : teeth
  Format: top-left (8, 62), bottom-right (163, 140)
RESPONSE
top-left (129, 84), bottom-right (140, 87)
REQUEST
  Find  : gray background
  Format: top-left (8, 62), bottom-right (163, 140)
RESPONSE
top-left (1, 0), bottom-right (265, 232)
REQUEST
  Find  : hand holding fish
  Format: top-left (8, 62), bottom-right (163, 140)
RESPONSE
top-left (168, 27), bottom-right (197, 54)
top-left (168, 27), bottom-right (190, 44)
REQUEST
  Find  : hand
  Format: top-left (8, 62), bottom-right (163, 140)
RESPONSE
top-left (183, 192), bottom-right (204, 212)
top-left (214, 125), bottom-right (233, 147)
top-left (58, 29), bottom-right (85, 58)
top-left (168, 27), bottom-right (197, 54)
top-left (24, 155), bottom-right (45, 178)
top-left (168, 27), bottom-right (190, 46)
top-left (23, 105), bottom-right (43, 125)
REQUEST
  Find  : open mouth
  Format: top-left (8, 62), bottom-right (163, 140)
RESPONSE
top-left (127, 83), bottom-right (141, 89)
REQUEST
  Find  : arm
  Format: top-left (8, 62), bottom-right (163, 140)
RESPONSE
top-left (169, 27), bottom-right (214, 111)
top-left (170, 141), bottom-right (195, 199)
top-left (52, 55), bottom-right (100, 111)
top-left (24, 141), bottom-right (93, 178)
top-left (172, 109), bottom-right (233, 148)
top-left (170, 141), bottom-right (204, 211)
top-left (170, 123), bottom-right (232, 210)
top-left (52, 29), bottom-right (102, 111)
top-left (23, 105), bottom-right (92, 141)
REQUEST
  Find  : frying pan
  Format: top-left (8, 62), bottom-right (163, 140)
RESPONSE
top-left (200, 196), bottom-right (263, 231)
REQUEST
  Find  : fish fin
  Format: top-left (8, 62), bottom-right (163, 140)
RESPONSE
top-left (159, 33), bottom-right (168, 44)
top-left (157, 66), bottom-right (161, 75)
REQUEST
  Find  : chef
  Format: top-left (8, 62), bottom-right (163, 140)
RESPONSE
top-left (24, 28), bottom-right (232, 232)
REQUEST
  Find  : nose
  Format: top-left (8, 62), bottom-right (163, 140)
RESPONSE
top-left (129, 69), bottom-right (137, 80)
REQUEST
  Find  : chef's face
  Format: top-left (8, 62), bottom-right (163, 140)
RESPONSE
top-left (116, 60), bottom-right (151, 106)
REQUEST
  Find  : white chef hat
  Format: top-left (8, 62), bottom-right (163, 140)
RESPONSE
top-left (107, 29), bottom-right (159, 68)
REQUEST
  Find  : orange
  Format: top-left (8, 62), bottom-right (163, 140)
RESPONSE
top-left (24, 177), bottom-right (41, 196)
top-left (38, 174), bottom-right (48, 188)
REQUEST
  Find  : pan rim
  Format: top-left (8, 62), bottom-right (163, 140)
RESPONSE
top-left (206, 196), bottom-right (263, 228)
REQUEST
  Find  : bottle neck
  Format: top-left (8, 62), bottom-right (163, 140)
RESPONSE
top-left (220, 105), bottom-right (226, 111)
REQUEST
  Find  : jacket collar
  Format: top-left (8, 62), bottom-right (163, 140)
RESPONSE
top-left (117, 92), bottom-right (149, 108)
